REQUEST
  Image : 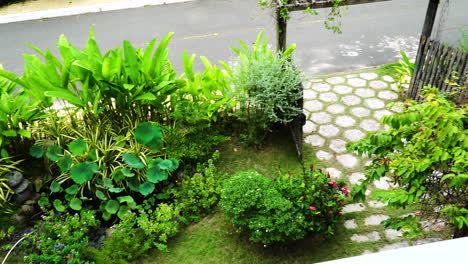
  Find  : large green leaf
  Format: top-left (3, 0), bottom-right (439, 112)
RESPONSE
top-left (96, 190), bottom-right (107, 201)
top-left (69, 138), bottom-right (87, 155)
top-left (134, 122), bottom-right (163, 150)
top-left (57, 155), bottom-right (73, 173)
top-left (70, 162), bottom-right (99, 184)
top-left (53, 199), bottom-right (66, 212)
top-left (105, 200), bottom-right (119, 214)
top-left (29, 145), bottom-right (44, 158)
top-left (117, 195), bottom-right (135, 204)
top-left (123, 153), bottom-right (145, 169)
top-left (146, 166), bottom-right (167, 183)
top-left (112, 168), bottom-right (134, 182)
top-left (46, 145), bottom-right (62, 162)
top-left (65, 184), bottom-right (79, 195)
top-left (50, 182), bottom-right (63, 193)
top-left (117, 205), bottom-right (130, 219)
top-left (158, 159), bottom-right (179, 171)
top-left (69, 198), bottom-right (82, 211)
top-left (138, 182), bottom-right (155, 196)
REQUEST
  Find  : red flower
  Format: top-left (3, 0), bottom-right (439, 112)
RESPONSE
top-left (309, 206), bottom-right (316, 211)
top-left (328, 210), bottom-right (333, 214)
top-left (342, 186), bottom-right (350, 194)
top-left (328, 180), bottom-right (337, 185)
top-left (337, 199), bottom-right (345, 205)
top-left (332, 184), bottom-right (339, 189)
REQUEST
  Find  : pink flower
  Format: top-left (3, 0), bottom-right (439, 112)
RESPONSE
top-left (309, 206), bottom-right (316, 211)
top-left (332, 184), bottom-right (339, 189)
top-left (342, 186), bottom-right (350, 194)
top-left (339, 211), bottom-right (344, 215)
top-left (328, 210), bottom-right (333, 214)
top-left (328, 181), bottom-right (337, 185)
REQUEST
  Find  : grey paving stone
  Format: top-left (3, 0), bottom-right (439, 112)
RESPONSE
top-left (336, 115), bottom-right (356, 127)
top-left (336, 154), bottom-right (359, 168)
top-left (304, 135), bottom-right (325, 147)
top-left (373, 109), bottom-right (393, 120)
top-left (311, 112), bottom-right (332, 124)
top-left (351, 232), bottom-right (381, 242)
top-left (303, 121), bottom-right (317, 134)
top-left (351, 107), bottom-right (371, 118)
top-left (361, 250), bottom-right (373, 255)
top-left (346, 74), bottom-right (357, 78)
top-left (319, 124), bottom-right (340, 138)
top-left (304, 100), bottom-right (324, 112)
top-left (319, 92), bottom-right (339, 103)
top-left (304, 89), bottom-right (318, 100)
top-left (374, 176), bottom-right (393, 190)
top-left (326, 76), bottom-right (346, 84)
top-left (311, 82), bottom-right (331, 92)
top-left (383, 75), bottom-right (395, 82)
top-left (364, 98), bottom-right (385, 109)
top-left (364, 214), bottom-right (389, 225)
top-left (316, 150), bottom-right (333, 161)
top-left (390, 103), bottom-right (404, 113)
top-left (344, 219), bottom-right (358, 229)
top-left (343, 203), bottom-right (366, 213)
top-left (378, 90), bottom-right (398, 100)
top-left (325, 167), bottom-right (342, 179)
top-left (379, 241), bottom-right (409, 251)
top-left (303, 81), bottom-right (312, 89)
top-left (310, 79), bottom-right (322, 83)
top-left (344, 129), bottom-right (366, 142)
top-left (327, 104), bottom-right (345, 114)
top-left (355, 88), bottom-right (376, 98)
top-left (333, 85), bottom-right (353, 95)
top-left (348, 78), bottom-right (367, 87)
top-left (348, 172), bottom-right (366, 185)
top-left (369, 80), bottom-right (388, 89)
top-left (360, 119), bottom-right (381, 132)
top-left (413, 238), bottom-right (443, 246)
top-left (359, 72), bottom-right (378, 80)
top-left (368, 200), bottom-right (387, 208)
top-left (390, 83), bottom-right (399, 91)
top-left (384, 229), bottom-right (403, 240)
top-left (329, 139), bottom-right (347, 153)
top-left (342, 95), bottom-right (362, 106)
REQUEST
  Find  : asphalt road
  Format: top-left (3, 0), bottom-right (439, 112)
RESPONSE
top-left (0, 0), bottom-right (466, 76)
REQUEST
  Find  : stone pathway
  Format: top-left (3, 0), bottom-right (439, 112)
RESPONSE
top-left (302, 70), bottom-right (444, 253)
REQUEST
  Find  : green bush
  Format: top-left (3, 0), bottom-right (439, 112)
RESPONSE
top-left (348, 86), bottom-right (468, 238)
top-left (220, 169), bottom-right (347, 245)
top-left (22, 210), bottom-right (100, 264)
top-left (229, 32), bottom-right (302, 145)
top-left (92, 203), bottom-right (180, 263)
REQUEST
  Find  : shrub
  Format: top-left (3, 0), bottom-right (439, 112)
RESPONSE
top-left (229, 32), bottom-right (302, 145)
top-left (348, 86), bottom-right (467, 238)
top-left (220, 169), bottom-right (347, 245)
top-left (22, 210), bottom-right (100, 264)
top-left (92, 203), bottom-right (180, 263)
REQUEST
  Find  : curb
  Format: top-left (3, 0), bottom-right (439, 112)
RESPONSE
top-left (0, 0), bottom-right (191, 24)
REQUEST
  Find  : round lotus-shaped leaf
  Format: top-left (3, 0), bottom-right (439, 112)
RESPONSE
top-left (46, 145), bottom-right (62, 162)
top-left (69, 138), bottom-right (87, 156)
top-left (112, 168), bottom-right (134, 182)
top-left (138, 182), bottom-right (155, 196)
top-left (57, 155), bottom-right (73, 173)
top-left (65, 184), bottom-right (79, 195)
top-left (29, 145), bottom-right (44, 158)
top-left (105, 200), bottom-right (119, 214)
top-left (146, 166), bottom-right (167, 183)
top-left (69, 198), bottom-right (82, 211)
top-left (95, 190), bottom-right (107, 201)
top-left (53, 199), bottom-right (66, 212)
top-left (50, 182), bottom-right (63, 193)
top-left (117, 205), bottom-right (130, 219)
top-left (134, 122), bottom-right (163, 150)
top-left (158, 159), bottom-right (179, 171)
top-left (70, 162), bottom-right (99, 184)
top-left (123, 153), bottom-right (145, 169)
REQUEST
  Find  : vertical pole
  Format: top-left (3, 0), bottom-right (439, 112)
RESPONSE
top-left (409, 0), bottom-right (440, 100)
top-left (276, 7), bottom-right (287, 52)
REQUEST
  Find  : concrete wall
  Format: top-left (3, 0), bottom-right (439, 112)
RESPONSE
top-left (432, 0), bottom-right (468, 48)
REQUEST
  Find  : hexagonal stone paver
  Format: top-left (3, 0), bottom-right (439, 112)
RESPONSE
top-left (310, 79), bottom-right (322, 83)
top-left (360, 119), bottom-right (381, 132)
top-left (304, 90), bottom-right (318, 100)
top-left (344, 129), bottom-right (366, 142)
top-left (319, 92), bottom-right (338, 103)
top-left (303, 121), bottom-right (317, 134)
top-left (373, 109), bottom-right (392, 120)
top-left (326, 76), bottom-right (345, 84)
top-left (379, 241), bottom-right (409, 251)
top-left (344, 219), bottom-right (358, 229)
top-left (336, 115), bottom-right (356, 127)
top-left (329, 139), bottom-right (347, 153)
top-left (336, 154), bottom-right (359, 168)
top-left (316, 150), bottom-right (333, 161)
top-left (311, 82), bottom-right (331, 92)
top-left (369, 80), bottom-right (388, 89)
top-left (348, 172), bottom-right (366, 185)
top-left (311, 112), bottom-right (332, 124)
top-left (390, 103), bottom-right (404, 113)
top-left (355, 88), bottom-right (376, 98)
top-left (359, 72), bottom-right (378, 80)
top-left (384, 229), bottom-right (403, 240)
top-left (325, 168), bottom-right (342, 179)
top-left (346, 74), bottom-right (357, 78)
top-left (319, 124), bottom-right (340, 138)
top-left (364, 98), bottom-right (385, 109)
top-left (364, 214), bottom-right (389, 225)
top-left (351, 232), bottom-right (381, 242)
top-left (327, 104), bottom-right (345, 114)
top-left (343, 203), bottom-right (366, 213)
top-left (390, 83), bottom-right (399, 91)
top-left (378, 90), bottom-right (398, 100)
top-left (333, 85), bottom-right (353, 95)
top-left (342, 95), bottom-right (362, 106)
top-left (374, 176), bottom-right (394, 189)
top-left (414, 238), bottom-right (443, 246)
top-left (368, 200), bottom-right (387, 208)
top-left (383, 75), bottom-right (395, 82)
top-left (303, 81), bottom-right (312, 89)
top-left (351, 107), bottom-right (371, 118)
top-left (304, 135), bottom-right (325, 147)
top-left (348, 78), bottom-right (366, 87)
top-left (304, 100), bottom-right (324, 112)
